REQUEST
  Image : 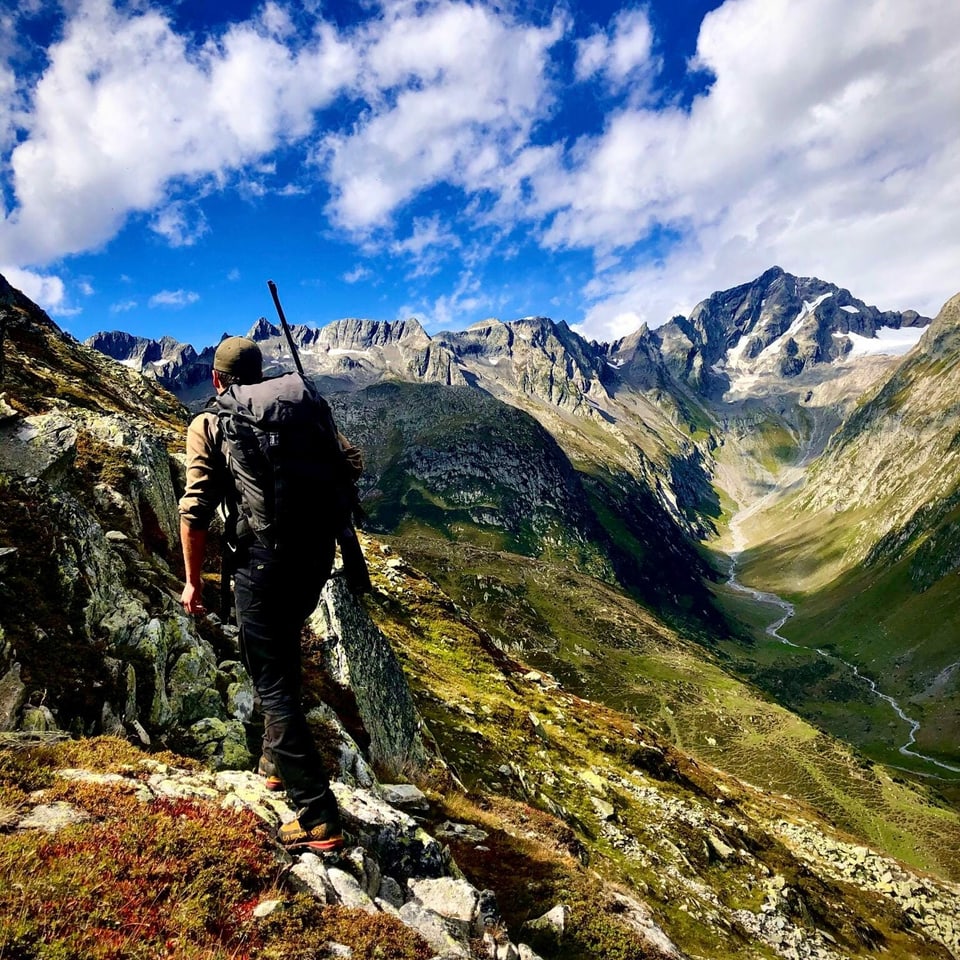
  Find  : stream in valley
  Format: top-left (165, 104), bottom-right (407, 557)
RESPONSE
top-left (725, 517), bottom-right (960, 777)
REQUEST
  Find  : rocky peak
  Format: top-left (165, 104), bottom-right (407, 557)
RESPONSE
top-left (443, 315), bottom-right (610, 414)
top-left (656, 267), bottom-right (931, 397)
top-left (247, 316), bottom-right (280, 341)
top-left (318, 317), bottom-right (431, 351)
top-left (602, 323), bottom-right (671, 391)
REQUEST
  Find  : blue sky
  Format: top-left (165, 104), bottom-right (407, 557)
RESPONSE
top-left (1, 0), bottom-right (958, 349)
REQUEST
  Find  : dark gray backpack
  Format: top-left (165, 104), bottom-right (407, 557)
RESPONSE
top-left (214, 373), bottom-right (353, 552)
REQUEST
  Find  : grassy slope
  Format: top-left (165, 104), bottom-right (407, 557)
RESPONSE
top-left (726, 489), bottom-right (960, 784)
top-left (386, 536), bottom-right (960, 884)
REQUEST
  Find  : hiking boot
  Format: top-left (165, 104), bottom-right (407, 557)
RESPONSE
top-left (279, 817), bottom-right (344, 853)
top-left (257, 756), bottom-right (283, 792)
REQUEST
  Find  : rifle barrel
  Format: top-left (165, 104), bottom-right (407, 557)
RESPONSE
top-left (267, 279), bottom-right (306, 378)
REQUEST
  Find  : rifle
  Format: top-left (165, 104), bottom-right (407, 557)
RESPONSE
top-left (265, 280), bottom-right (371, 595)
top-left (267, 279), bottom-right (306, 378)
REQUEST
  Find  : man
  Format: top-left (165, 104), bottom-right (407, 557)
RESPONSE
top-left (179, 335), bottom-right (344, 853)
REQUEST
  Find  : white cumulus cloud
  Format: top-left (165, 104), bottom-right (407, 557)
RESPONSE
top-left (151, 201), bottom-right (209, 247)
top-left (149, 288), bottom-right (200, 308)
top-left (0, 0), bottom-right (357, 266)
top-left (320, 2), bottom-right (565, 232)
top-left (548, 0), bottom-right (960, 338)
top-left (575, 7), bottom-right (656, 91)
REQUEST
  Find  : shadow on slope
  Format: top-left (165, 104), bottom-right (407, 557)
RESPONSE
top-left (330, 382), bottom-right (718, 628)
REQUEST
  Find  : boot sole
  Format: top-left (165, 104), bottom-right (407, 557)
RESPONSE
top-left (283, 836), bottom-right (345, 853)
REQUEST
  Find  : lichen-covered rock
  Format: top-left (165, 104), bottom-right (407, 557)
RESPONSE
top-left (0, 412), bottom-right (78, 482)
top-left (17, 800), bottom-right (90, 833)
top-left (0, 662), bottom-right (26, 731)
top-left (310, 575), bottom-right (429, 771)
top-left (83, 414), bottom-right (180, 549)
top-left (382, 783), bottom-right (430, 812)
top-left (398, 901), bottom-right (470, 958)
top-left (20, 705), bottom-right (58, 733)
top-left (289, 852), bottom-right (334, 903)
top-left (407, 877), bottom-right (480, 936)
top-left (522, 904), bottom-right (568, 940)
top-left (220, 660), bottom-right (255, 723)
top-left (306, 702), bottom-right (379, 790)
top-left (186, 717), bottom-right (253, 771)
top-left (607, 892), bottom-right (684, 958)
top-left (342, 845), bottom-right (382, 899)
top-left (517, 946), bottom-right (544, 960)
top-left (332, 784), bottom-right (450, 883)
top-left (168, 646), bottom-right (223, 724)
top-left (326, 866), bottom-right (379, 914)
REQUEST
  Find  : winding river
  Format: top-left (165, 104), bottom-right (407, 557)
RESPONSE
top-left (725, 513), bottom-right (960, 777)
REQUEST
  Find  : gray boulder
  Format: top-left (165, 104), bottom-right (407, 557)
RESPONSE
top-left (310, 574), bottom-right (429, 771)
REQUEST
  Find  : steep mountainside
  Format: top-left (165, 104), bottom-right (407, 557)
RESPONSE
top-left (729, 292), bottom-right (960, 773)
top-left (329, 383), bottom-right (714, 620)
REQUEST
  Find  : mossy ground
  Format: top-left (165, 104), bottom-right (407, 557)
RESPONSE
top-left (357, 541), bottom-right (960, 958)
top-left (377, 536), bottom-right (960, 885)
top-left (0, 738), bottom-right (431, 960)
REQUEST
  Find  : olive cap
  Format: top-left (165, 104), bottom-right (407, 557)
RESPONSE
top-left (214, 336), bottom-right (262, 383)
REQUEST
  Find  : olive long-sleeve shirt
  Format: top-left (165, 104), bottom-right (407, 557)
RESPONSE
top-left (178, 411), bottom-right (228, 531)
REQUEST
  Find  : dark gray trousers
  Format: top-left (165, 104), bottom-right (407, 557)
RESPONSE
top-left (233, 537), bottom-right (338, 827)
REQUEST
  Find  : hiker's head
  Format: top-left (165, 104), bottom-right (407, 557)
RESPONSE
top-left (213, 337), bottom-right (262, 390)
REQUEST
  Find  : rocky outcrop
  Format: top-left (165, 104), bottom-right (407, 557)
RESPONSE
top-left (310, 574), bottom-right (429, 771)
top-left (0, 288), bottom-right (434, 773)
top-left (441, 317), bottom-right (610, 416)
top-left (249, 316), bottom-right (469, 390)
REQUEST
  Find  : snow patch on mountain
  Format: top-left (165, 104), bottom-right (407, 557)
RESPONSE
top-left (834, 326), bottom-right (926, 357)
top-left (757, 293), bottom-right (832, 362)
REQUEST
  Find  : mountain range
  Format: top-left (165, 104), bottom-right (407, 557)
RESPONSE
top-left (5, 266), bottom-right (960, 958)
top-left (86, 266), bottom-right (932, 624)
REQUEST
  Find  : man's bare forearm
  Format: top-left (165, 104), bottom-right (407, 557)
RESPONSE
top-left (180, 521), bottom-right (207, 615)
